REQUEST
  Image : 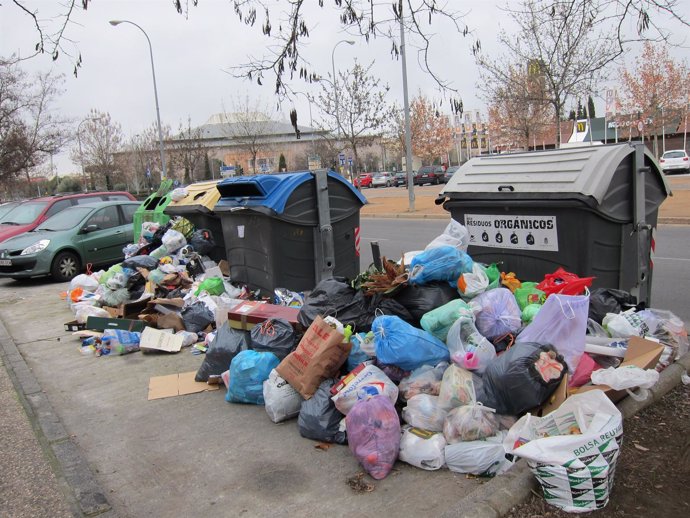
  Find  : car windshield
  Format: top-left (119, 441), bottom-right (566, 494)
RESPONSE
top-left (0, 201), bottom-right (48, 225)
top-left (0, 203), bottom-right (19, 220)
top-left (663, 151), bottom-right (685, 159)
top-left (36, 206), bottom-right (92, 231)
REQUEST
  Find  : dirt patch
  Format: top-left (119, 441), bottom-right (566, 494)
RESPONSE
top-left (505, 383), bottom-right (690, 518)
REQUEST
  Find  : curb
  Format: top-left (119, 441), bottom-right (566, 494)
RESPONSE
top-left (438, 350), bottom-right (690, 518)
top-left (0, 318), bottom-right (113, 517)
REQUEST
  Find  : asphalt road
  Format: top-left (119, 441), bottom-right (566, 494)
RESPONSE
top-left (359, 218), bottom-right (690, 324)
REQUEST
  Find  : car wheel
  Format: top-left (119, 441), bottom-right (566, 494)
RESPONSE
top-left (51, 251), bottom-right (81, 282)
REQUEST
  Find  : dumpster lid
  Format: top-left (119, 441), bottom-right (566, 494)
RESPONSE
top-left (216, 171), bottom-right (366, 214)
top-left (440, 144), bottom-right (670, 203)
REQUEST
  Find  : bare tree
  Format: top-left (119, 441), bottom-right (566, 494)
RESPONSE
top-left (485, 65), bottom-right (553, 151)
top-left (170, 116), bottom-right (207, 183)
top-left (478, 0), bottom-right (638, 147)
top-left (69, 109), bottom-right (123, 190)
top-left (617, 41), bottom-right (689, 158)
top-left (0, 60), bottom-right (70, 186)
top-left (9, 1), bottom-right (687, 95)
top-left (221, 96), bottom-right (274, 174)
top-left (315, 61), bottom-right (396, 180)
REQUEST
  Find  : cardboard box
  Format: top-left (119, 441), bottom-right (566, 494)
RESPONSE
top-left (64, 320), bottom-right (86, 332)
top-left (85, 316), bottom-right (145, 333)
top-left (538, 336), bottom-right (664, 416)
top-left (103, 298), bottom-right (150, 319)
top-left (227, 301), bottom-right (300, 331)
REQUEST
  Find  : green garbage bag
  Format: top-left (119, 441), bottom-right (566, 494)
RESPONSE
top-left (195, 277), bottom-right (225, 296)
top-left (485, 264), bottom-right (501, 290)
top-left (420, 299), bottom-right (473, 342)
top-left (514, 282), bottom-right (545, 311)
top-left (521, 304), bottom-right (542, 323)
top-left (99, 263), bottom-right (123, 286)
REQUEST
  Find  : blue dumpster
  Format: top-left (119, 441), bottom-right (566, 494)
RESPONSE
top-left (215, 170), bottom-right (366, 295)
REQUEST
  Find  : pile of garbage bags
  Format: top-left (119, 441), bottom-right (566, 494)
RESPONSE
top-left (64, 217), bottom-right (269, 356)
top-left (203, 220), bottom-right (686, 512)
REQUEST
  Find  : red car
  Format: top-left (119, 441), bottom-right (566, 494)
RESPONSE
top-left (354, 173), bottom-right (374, 188)
top-left (0, 191), bottom-right (137, 244)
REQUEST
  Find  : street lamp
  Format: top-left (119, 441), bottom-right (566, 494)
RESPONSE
top-left (399, 10), bottom-right (415, 211)
top-left (331, 39), bottom-right (355, 139)
top-left (109, 19), bottom-right (167, 179)
top-left (77, 116), bottom-right (102, 191)
top-left (295, 91), bottom-right (316, 157)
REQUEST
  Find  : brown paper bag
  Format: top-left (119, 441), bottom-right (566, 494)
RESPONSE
top-left (276, 315), bottom-right (350, 399)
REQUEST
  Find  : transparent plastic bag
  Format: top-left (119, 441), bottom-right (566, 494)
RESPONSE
top-left (161, 229), bottom-right (187, 254)
top-left (398, 362), bottom-right (448, 401)
top-left (443, 403), bottom-right (498, 443)
top-left (457, 263), bottom-right (489, 299)
top-left (438, 364), bottom-right (479, 410)
top-left (590, 365), bottom-right (659, 401)
top-left (401, 394), bottom-right (448, 431)
top-left (263, 369), bottom-right (304, 423)
top-left (446, 317), bottom-right (496, 373)
top-left (424, 219), bottom-right (470, 253)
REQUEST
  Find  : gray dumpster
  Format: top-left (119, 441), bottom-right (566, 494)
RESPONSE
top-left (215, 170), bottom-right (366, 295)
top-left (438, 143), bottom-right (670, 305)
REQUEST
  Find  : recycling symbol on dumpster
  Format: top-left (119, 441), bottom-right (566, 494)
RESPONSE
top-left (526, 233), bottom-right (535, 245)
top-left (481, 231), bottom-right (489, 242)
top-left (495, 233), bottom-right (503, 244)
top-left (510, 233), bottom-right (519, 244)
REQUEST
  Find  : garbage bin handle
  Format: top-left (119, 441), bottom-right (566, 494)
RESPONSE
top-left (497, 185), bottom-right (514, 192)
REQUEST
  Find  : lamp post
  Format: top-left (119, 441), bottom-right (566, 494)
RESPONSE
top-left (399, 9), bottom-right (415, 212)
top-left (331, 39), bottom-right (355, 139)
top-left (295, 91), bottom-right (316, 155)
top-left (77, 117), bottom-right (102, 191)
top-left (109, 19), bottom-right (167, 179)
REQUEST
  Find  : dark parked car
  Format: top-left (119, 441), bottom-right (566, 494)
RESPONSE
top-left (0, 191), bottom-right (136, 244)
top-left (442, 165), bottom-right (459, 184)
top-left (394, 172), bottom-right (407, 187)
top-left (416, 165), bottom-right (445, 185)
top-left (0, 200), bottom-right (139, 281)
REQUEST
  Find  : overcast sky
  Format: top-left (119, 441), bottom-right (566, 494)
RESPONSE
top-left (1, 1), bottom-right (688, 175)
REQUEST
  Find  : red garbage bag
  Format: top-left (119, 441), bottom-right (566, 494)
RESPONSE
top-left (346, 395), bottom-right (401, 480)
top-left (536, 267), bottom-right (594, 296)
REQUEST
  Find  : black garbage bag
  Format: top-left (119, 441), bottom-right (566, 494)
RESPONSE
top-left (125, 271), bottom-right (146, 300)
top-left (370, 294), bottom-right (416, 327)
top-left (297, 379), bottom-right (347, 444)
top-left (195, 322), bottom-right (250, 381)
top-left (250, 318), bottom-right (296, 360)
top-left (588, 288), bottom-right (638, 324)
top-left (122, 255), bottom-right (159, 271)
top-left (297, 277), bottom-right (362, 327)
top-left (476, 341), bottom-right (566, 416)
top-left (190, 229), bottom-right (216, 256)
top-left (181, 301), bottom-right (215, 333)
top-left (393, 281), bottom-right (460, 327)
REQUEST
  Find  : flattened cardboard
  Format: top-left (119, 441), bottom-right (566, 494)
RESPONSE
top-left (103, 299), bottom-right (150, 319)
top-left (140, 327), bottom-right (184, 353)
top-left (148, 371), bottom-right (219, 400)
top-left (538, 336), bottom-right (664, 416)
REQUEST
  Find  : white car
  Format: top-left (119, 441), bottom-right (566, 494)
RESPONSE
top-left (659, 149), bottom-right (690, 175)
top-left (371, 172), bottom-right (395, 188)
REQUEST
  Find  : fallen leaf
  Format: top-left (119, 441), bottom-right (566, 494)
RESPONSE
top-left (346, 472), bottom-right (375, 493)
top-left (633, 443), bottom-right (650, 452)
top-left (314, 443), bottom-right (331, 451)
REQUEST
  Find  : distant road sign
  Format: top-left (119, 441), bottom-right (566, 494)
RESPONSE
top-left (348, 158), bottom-right (353, 165)
top-left (220, 165), bottom-right (236, 177)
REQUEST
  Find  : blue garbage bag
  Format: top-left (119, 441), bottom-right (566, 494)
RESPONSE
top-left (409, 246), bottom-right (473, 286)
top-left (346, 333), bottom-right (373, 372)
top-left (226, 350), bottom-right (280, 405)
top-left (372, 315), bottom-right (450, 371)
